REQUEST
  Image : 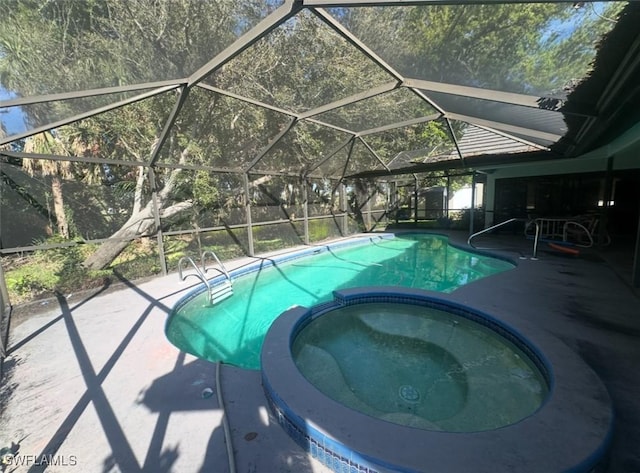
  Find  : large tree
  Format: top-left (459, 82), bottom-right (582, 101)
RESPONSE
top-left (1, 0), bottom-right (280, 268)
top-left (22, 132), bottom-right (73, 238)
top-left (337, 2), bottom-right (624, 95)
top-left (0, 0), bottom-right (624, 269)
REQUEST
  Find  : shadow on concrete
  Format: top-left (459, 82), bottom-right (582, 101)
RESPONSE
top-left (24, 273), bottom-right (177, 473)
top-left (136, 356), bottom-right (227, 472)
top-left (12, 268), bottom-right (318, 473)
top-left (27, 291), bottom-right (147, 473)
top-left (199, 364), bottom-right (318, 473)
top-left (136, 354), bottom-right (320, 472)
top-left (0, 356), bottom-right (19, 420)
top-left (8, 280), bottom-right (114, 355)
top-left (137, 356), bottom-right (219, 413)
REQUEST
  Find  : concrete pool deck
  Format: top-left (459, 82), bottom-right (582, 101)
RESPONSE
top-left (1, 231), bottom-right (639, 472)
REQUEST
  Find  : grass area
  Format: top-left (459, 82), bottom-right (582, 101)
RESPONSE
top-left (3, 240), bottom-right (159, 305)
top-left (3, 219), bottom-right (365, 305)
top-left (4, 232), bottom-right (250, 305)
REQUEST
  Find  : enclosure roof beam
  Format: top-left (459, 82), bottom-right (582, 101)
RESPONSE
top-left (155, 163), bottom-right (241, 174)
top-left (344, 149), bottom-right (557, 179)
top-left (187, 1), bottom-right (304, 88)
top-left (304, 118), bottom-right (357, 135)
top-left (306, 170), bottom-right (342, 179)
top-left (403, 78), bottom-right (589, 115)
top-left (338, 137), bottom-right (358, 183)
top-left (248, 169), bottom-right (313, 178)
top-left (445, 117), bottom-right (465, 166)
top-left (306, 136), bottom-right (358, 175)
top-left (148, 86), bottom-right (191, 167)
top-left (311, 8), bottom-right (405, 83)
top-left (304, 0), bottom-right (608, 6)
top-left (0, 147), bottom-right (346, 178)
top-left (299, 81), bottom-right (400, 119)
top-left (245, 117), bottom-right (299, 173)
top-left (0, 150), bottom-right (148, 168)
top-left (196, 83), bottom-right (298, 118)
top-left (357, 113), bottom-right (441, 137)
top-left (0, 150), bottom-right (257, 175)
top-left (445, 112), bottom-right (563, 143)
top-left (404, 86), bottom-right (447, 115)
top-left (0, 85), bottom-right (179, 147)
top-left (0, 80), bottom-right (184, 108)
top-left (358, 136), bottom-right (391, 171)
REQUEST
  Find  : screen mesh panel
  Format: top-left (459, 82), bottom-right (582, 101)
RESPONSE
top-left (205, 10), bottom-right (392, 114)
top-left (314, 87), bottom-right (437, 133)
top-left (0, 0), bottom-right (282, 96)
top-left (328, 3), bottom-right (623, 96)
top-left (0, 88), bottom-right (168, 143)
top-left (252, 120), bottom-right (352, 174)
top-left (25, 94), bottom-right (175, 165)
top-left (156, 87), bottom-right (292, 169)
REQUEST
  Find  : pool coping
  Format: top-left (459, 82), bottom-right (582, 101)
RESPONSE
top-left (261, 286), bottom-right (614, 473)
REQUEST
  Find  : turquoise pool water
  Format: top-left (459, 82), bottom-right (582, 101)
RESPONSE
top-left (292, 302), bottom-right (547, 432)
top-left (166, 234), bottom-right (514, 369)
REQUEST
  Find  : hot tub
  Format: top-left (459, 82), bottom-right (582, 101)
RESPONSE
top-left (261, 287), bottom-right (613, 473)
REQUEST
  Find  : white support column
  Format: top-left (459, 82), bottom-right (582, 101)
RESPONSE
top-left (470, 172), bottom-right (476, 235)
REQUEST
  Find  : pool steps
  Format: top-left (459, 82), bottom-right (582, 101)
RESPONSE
top-left (178, 250), bottom-right (233, 305)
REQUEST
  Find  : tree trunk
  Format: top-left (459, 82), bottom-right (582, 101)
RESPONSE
top-left (82, 200), bottom-right (193, 270)
top-left (81, 166), bottom-right (276, 271)
top-left (51, 175), bottom-right (69, 238)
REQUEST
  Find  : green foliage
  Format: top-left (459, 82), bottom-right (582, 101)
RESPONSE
top-left (4, 237), bottom-right (163, 304)
top-left (5, 238), bottom-right (89, 303)
top-left (308, 219), bottom-right (339, 242)
top-left (0, 0), bottom-right (268, 94)
top-left (0, 0), bottom-right (626, 275)
top-left (212, 9), bottom-right (392, 113)
top-left (365, 120), bottom-right (451, 164)
top-left (110, 253), bottom-right (161, 278)
top-left (521, 3), bottom-right (625, 94)
top-left (192, 171), bottom-right (220, 208)
top-left (252, 223), bottom-right (303, 252)
top-left (6, 267), bottom-right (56, 300)
top-left (340, 3), bottom-right (620, 95)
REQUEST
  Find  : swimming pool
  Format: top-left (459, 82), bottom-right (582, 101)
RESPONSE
top-left (166, 233), bottom-right (514, 369)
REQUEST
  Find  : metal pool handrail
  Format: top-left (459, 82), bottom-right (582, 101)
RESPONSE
top-left (178, 251), bottom-right (233, 305)
top-left (468, 218), bottom-right (540, 260)
top-left (201, 250), bottom-right (232, 281)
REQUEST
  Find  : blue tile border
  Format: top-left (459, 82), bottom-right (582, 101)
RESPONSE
top-left (263, 379), bottom-right (385, 473)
